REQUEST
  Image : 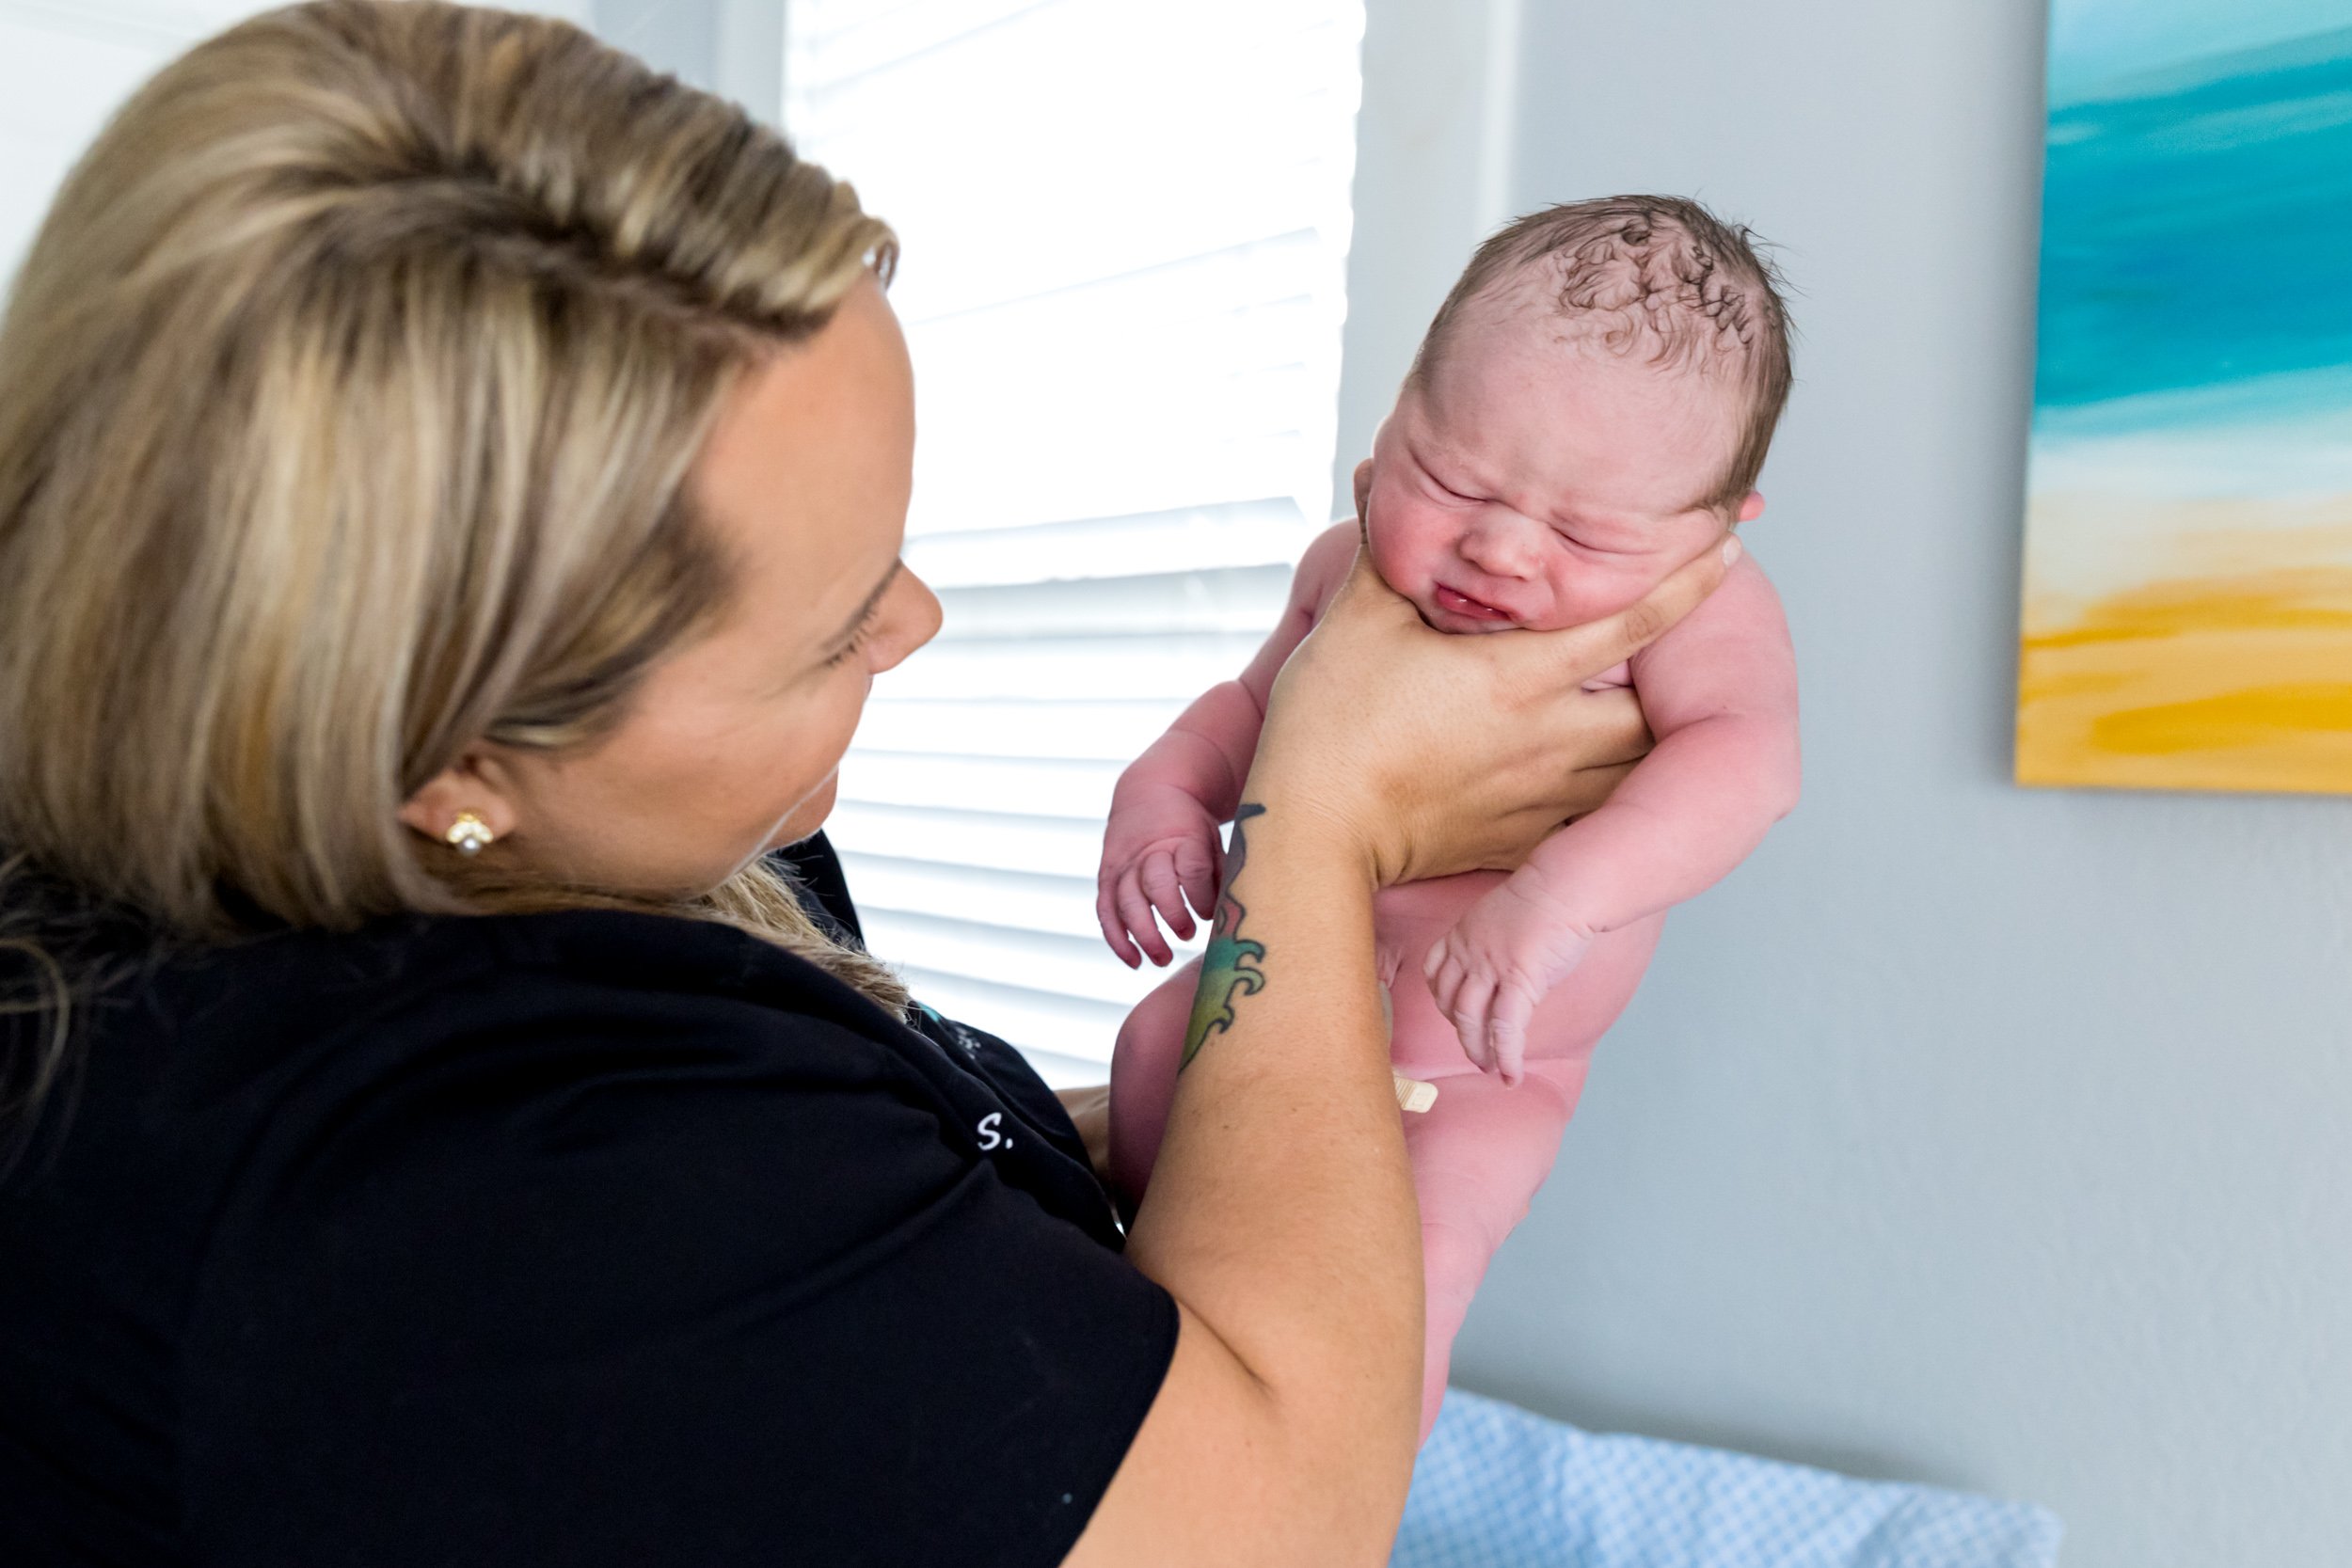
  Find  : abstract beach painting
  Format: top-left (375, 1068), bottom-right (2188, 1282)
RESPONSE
top-left (2018, 0), bottom-right (2352, 794)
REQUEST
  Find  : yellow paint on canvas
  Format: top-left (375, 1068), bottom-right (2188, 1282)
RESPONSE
top-left (2016, 498), bottom-right (2352, 795)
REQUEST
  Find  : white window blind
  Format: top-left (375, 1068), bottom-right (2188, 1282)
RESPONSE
top-left (784, 0), bottom-right (1364, 1084)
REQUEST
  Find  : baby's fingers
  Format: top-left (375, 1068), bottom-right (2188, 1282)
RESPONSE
top-left (1422, 946), bottom-right (1474, 1062)
top-left (1422, 943), bottom-right (1458, 1015)
top-left (1426, 939), bottom-right (1498, 1073)
top-left (1173, 836), bottom-right (1220, 928)
top-left (1486, 989), bottom-right (1535, 1088)
top-left (1115, 870), bottom-right (1174, 967)
top-left (1096, 879), bottom-right (1142, 968)
top-left (1450, 977), bottom-right (1497, 1074)
top-left (1138, 850), bottom-right (1197, 942)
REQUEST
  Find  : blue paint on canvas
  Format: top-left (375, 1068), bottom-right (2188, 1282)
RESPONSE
top-left (2017, 3), bottom-right (2352, 797)
top-left (2034, 24), bottom-right (2352, 427)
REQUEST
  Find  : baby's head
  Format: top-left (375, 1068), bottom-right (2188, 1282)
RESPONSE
top-left (1364, 196), bottom-right (1792, 633)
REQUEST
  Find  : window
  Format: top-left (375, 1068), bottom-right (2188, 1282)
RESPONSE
top-left (784, 0), bottom-right (1365, 1084)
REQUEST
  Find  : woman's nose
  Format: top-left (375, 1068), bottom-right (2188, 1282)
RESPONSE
top-left (1455, 514), bottom-right (1541, 579)
top-left (870, 567), bottom-right (944, 673)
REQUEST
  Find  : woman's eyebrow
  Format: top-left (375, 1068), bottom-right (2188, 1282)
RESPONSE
top-left (821, 560), bottom-right (902, 656)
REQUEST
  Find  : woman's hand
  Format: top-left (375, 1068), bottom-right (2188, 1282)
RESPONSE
top-left (1247, 528), bottom-right (1741, 890)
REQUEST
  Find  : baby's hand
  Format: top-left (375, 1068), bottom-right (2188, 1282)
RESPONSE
top-left (1096, 784), bottom-right (1224, 968)
top-left (1422, 877), bottom-right (1594, 1085)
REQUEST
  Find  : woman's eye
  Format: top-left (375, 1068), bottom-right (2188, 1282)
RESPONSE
top-left (824, 610), bottom-right (882, 668)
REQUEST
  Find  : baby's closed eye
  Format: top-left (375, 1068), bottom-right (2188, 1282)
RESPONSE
top-left (1550, 526), bottom-right (1658, 560)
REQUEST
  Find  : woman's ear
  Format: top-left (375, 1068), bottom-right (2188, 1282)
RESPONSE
top-left (1736, 490), bottom-right (1767, 524)
top-left (397, 750), bottom-right (522, 847)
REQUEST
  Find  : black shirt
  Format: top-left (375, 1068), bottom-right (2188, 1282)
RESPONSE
top-left (0, 842), bottom-right (1175, 1566)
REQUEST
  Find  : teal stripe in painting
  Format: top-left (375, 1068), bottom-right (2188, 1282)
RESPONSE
top-left (2033, 24), bottom-right (2352, 417)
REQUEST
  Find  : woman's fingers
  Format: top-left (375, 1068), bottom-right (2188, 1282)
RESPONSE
top-left (1496, 532), bottom-right (1740, 688)
top-left (1241, 528), bottom-right (1737, 886)
top-left (1559, 758), bottom-right (1644, 823)
top-left (1571, 695), bottom-right (1654, 770)
top-left (1317, 524), bottom-right (1434, 630)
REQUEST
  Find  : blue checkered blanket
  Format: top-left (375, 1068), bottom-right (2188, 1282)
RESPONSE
top-left (1394, 1390), bottom-right (2062, 1568)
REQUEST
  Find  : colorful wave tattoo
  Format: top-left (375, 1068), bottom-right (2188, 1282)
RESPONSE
top-left (1181, 802), bottom-right (1268, 1070)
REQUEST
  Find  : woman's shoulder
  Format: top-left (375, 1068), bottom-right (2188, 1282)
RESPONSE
top-left (135, 907), bottom-right (1121, 1246)
top-left (53, 902), bottom-right (1109, 1294)
top-left (143, 904), bottom-right (907, 1086)
top-left (17, 904), bottom-right (964, 1243)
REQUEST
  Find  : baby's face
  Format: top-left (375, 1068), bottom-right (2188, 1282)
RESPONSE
top-left (1364, 322), bottom-right (1761, 635)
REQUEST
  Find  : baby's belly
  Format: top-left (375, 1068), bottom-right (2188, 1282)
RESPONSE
top-left (1374, 872), bottom-right (1663, 1077)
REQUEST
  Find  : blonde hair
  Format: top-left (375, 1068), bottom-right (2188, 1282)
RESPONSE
top-left (0, 1), bottom-right (908, 1127)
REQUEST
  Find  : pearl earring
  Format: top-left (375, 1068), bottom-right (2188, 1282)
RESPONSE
top-left (443, 812), bottom-right (495, 856)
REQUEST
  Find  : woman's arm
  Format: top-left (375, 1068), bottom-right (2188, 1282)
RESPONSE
top-left (1095, 522), bottom-right (1368, 965)
top-left (1088, 804), bottom-right (1407, 1563)
top-left (1065, 533), bottom-right (1740, 1567)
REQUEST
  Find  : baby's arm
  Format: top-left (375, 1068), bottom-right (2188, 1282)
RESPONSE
top-left (1096, 521), bottom-right (1361, 965)
top-left (1426, 556), bottom-right (1802, 1076)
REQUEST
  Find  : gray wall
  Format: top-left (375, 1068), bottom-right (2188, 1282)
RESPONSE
top-left (590, 0), bottom-right (780, 114)
top-left (1338, 3), bottom-right (2352, 1565)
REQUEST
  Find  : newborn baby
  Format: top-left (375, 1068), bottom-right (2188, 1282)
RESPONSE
top-left (1096, 196), bottom-right (1802, 1437)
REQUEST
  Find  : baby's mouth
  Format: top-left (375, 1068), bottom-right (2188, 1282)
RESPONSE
top-left (1433, 583), bottom-right (1515, 623)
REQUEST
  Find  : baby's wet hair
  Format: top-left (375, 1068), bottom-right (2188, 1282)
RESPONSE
top-left (1412, 196), bottom-right (1793, 513)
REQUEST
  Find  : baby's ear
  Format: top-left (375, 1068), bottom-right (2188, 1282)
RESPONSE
top-left (1735, 490), bottom-right (1766, 524)
top-left (1353, 457), bottom-right (1375, 524)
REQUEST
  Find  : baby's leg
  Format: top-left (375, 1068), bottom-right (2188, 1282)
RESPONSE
top-left (1375, 874), bottom-right (1654, 1438)
top-left (1106, 958), bottom-right (1200, 1207)
top-left (1403, 1060), bottom-right (1583, 1441)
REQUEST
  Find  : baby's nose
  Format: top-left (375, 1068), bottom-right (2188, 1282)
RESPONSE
top-left (1456, 515), bottom-right (1542, 578)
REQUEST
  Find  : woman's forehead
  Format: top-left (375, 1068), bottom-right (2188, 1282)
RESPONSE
top-left (694, 284), bottom-right (914, 631)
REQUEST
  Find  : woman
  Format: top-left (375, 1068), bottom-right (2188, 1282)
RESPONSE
top-left (0, 7), bottom-right (1734, 1564)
